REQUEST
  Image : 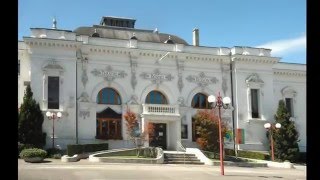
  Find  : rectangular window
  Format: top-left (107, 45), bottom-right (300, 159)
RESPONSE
top-left (285, 98), bottom-right (294, 117)
top-left (48, 76), bottom-right (59, 109)
top-left (18, 60), bottom-right (20, 76)
top-left (181, 124), bottom-right (188, 139)
top-left (251, 89), bottom-right (259, 118)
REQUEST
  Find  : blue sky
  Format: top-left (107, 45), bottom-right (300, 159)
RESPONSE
top-left (18, 0), bottom-right (306, 64)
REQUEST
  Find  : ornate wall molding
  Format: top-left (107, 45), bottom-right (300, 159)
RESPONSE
top-left (130, 60), bottom-right (138, 90)
top-left (79, 110), bottom-right (90, 119)
top-left (186, 72), bottom-right (218, 88)
top-left (91, 65), bottom-right (127, 82)
top-left (177, 60), bottom-right (184, 93)
top-left (79, 92), bottom-right (90, 102)
top-left (140, 69), bottom-right (174, 85)
top-left (245, 73), bottom-right (264, 87)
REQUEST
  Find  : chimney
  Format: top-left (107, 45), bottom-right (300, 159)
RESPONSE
top-left (193, 28), bottom-right (199, 46)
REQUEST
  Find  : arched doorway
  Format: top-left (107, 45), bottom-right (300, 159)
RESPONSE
top-left (96, 88), bottom-right (122, 140)
top-left (145, 90), bottom-right (168, 149)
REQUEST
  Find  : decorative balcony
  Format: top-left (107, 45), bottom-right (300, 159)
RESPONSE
top-left (142, 104), bottom-right (180, 116)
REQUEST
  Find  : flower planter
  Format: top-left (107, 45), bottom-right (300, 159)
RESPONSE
top-left (24, 157), bottom-right (44, 163)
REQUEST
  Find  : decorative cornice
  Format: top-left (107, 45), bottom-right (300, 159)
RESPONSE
top-left (232, 56), bottom-right (279, 64)
top-left (24, 38), bottom-right (80, 49)
top-left (273, 70), bottom-right (306, 77)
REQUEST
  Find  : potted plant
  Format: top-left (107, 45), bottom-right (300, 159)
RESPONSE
top-left (19, 148), bottom-right (47, 163)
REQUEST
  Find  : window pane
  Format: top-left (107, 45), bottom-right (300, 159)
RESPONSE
top-left (48, 76), bottom-right (59, 109)
top-left (285, 98), bottom-right (293, 117)
top-left (181, 124), bottom-right (188, 139)
top-left (97, 88), bottom-right (121, 105)
top-left (146, 91), bottom-right (167, 104)
top-left (192, 93), bottom-right (209, 109)
top-left (251, 89), bottom-right (259, 118)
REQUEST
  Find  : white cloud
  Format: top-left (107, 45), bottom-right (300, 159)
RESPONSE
top-left (257, 34), bottom-right (306, 56)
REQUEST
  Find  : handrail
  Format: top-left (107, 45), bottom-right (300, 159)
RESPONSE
top-left (177, 141), bottom-right (186, 164)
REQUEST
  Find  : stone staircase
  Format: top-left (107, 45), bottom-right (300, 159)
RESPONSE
top-left (164, 153), bottom-right (204, 165)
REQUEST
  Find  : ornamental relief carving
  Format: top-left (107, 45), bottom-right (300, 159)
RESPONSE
top-left (186, 72), bottom-right (218, 87)
top-left (79, 110), bottom-right (90, 119)
top-left (130, 60), bottom-right (138, 90)
top-left (140, 69), bottom-right (174, 85)
top-left (91, 65), bottom-right (127, 82)
top-left (245, 73), bottom-right (264, 87)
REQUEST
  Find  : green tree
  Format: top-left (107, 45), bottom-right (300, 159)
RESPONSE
top-left (270, 100), bottom-right (300, 162)
top-left (18, 85), bottom-right (46, 148)
top-left (194, 110), bottom-right (227, 153)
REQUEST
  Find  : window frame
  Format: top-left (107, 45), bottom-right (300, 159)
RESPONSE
top-left (285, 98), bottom-right (294, 117)
top-left (245, 73), bottom-right (264, 121)
top-left (181, 124), bottom-right (188, 139)
top-left (96, 88), bottom-right (121, 105)
top-left (48, 76), bottom-right (60, 109)
top-left (145, 91), bottom-right (168, 104)
top-left (191, 93), bottom-right (210, 109)
top-left (42, 60), bottom-right (64, 111)
top-left (96, 118), bottom-right (122, 140)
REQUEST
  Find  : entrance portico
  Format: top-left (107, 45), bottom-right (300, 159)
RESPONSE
top-left (141, 104), bottom-right (181, 150)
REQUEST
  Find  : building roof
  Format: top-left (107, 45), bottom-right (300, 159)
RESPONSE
top-left (73, 25), bottom-right (189, 45)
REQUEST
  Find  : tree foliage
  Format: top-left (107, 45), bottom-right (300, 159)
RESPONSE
top-left (124, 110), bottom-right (154, 156)
top-left (194, 109), bottom-right (228, 152)
top-left (18, 85), bottom-right (46, 148)
top-left (270, 100), bottom-right (300, 162)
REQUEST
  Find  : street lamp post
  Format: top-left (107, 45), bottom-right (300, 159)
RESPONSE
top-left (46, 111), bottom-right (62, 149)
top-left (208, 92), bottom-right (231, 176)
top-left (264, 122), bottom-right (281, 161)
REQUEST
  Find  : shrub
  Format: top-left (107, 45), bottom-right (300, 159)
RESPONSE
top-left (270, 100), bottom-right (300, 162)
top-left (237, 150), bottom-right (269, 160)
top-left (296, 152), bottom-right (306, 163)
top-left (224, 149), bottom-right (235, 156)
top-left (20, 148), bottom-right (47, 159)
top-left (193, 110), bottom-right (228, 152)
top-left (67, 143), bottom-right (108, 156)
top-left (52, 154), bottom-right (62, 159)
top-left (18, 85), bottom-right (46, 148)
top-left (18, 142), bottom-right (34, 157)
top-left (46, 148), bottom-right (62, 158)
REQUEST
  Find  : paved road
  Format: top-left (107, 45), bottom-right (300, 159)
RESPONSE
top-left (18, 159), bottom-right (306, 180)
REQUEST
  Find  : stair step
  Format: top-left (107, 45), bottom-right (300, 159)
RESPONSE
top-left (166, 159), bottom-right (201, 162)
top-left (164, 154), bottom-right (196, 157)
top-left (164, 157), bottom-right (198, 160)
top-left (164, 161), bottom-right (204, 165)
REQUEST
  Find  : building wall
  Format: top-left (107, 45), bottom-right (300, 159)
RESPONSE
top-left (18, 28), bottom-right (306, 152)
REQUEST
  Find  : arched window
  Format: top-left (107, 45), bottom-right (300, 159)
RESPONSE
top-left (191, 93), bottom-right (210, 109)
top-left (96, 88), bottom-right (121, 105)
top-left (145, 91), bottom-right (168, 104)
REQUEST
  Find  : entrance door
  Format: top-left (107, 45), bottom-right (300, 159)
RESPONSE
top-left (149, 123), bottom-right (167, 150)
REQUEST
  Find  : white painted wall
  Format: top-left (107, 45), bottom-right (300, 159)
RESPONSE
top-left (18, 27), bottom-right (306, 153)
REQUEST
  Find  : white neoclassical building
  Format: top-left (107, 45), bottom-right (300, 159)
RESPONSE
top-left (18, 16), bottom-right (306, 152)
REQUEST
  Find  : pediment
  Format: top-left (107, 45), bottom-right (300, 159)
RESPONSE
top-left (245, 73), bottom-right (264, 87)
top-left (96, 107), bottom-right (122, 119)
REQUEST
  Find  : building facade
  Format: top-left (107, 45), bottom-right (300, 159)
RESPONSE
top-left (18, 16), bottom-right (306, 152)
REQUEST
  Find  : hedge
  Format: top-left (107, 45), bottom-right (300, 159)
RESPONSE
top-left (225, 149), bottom-right (270, 160)
top-left (67, 143), bottom-right (108, 156)
top-left (18, 143), bottom-right (34, 158)
top-left (20, 148), bottom-right (47, 159)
